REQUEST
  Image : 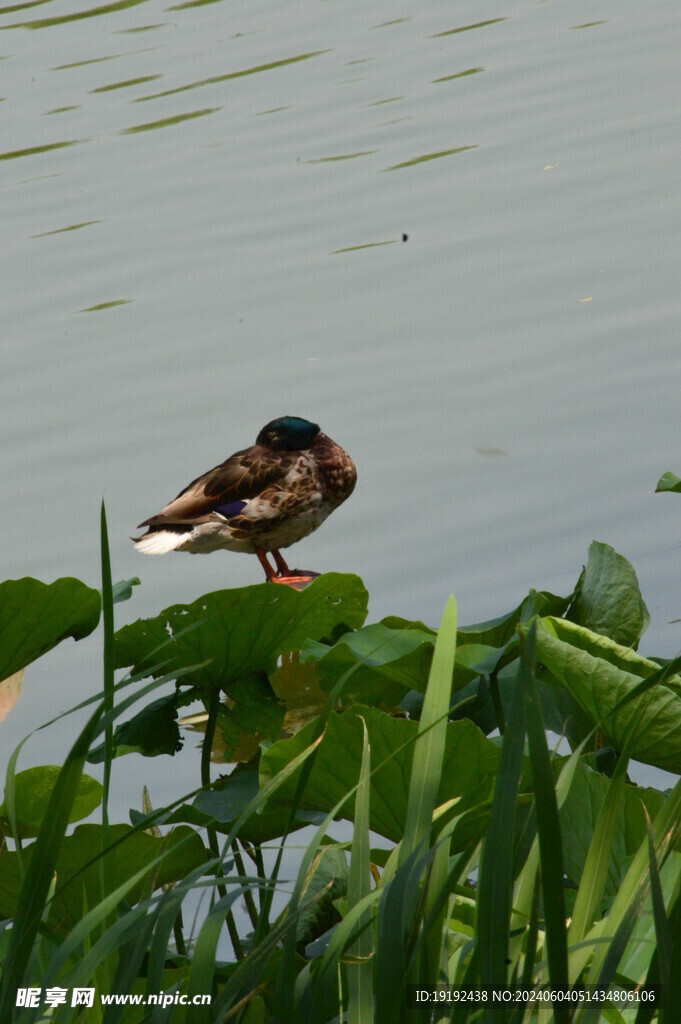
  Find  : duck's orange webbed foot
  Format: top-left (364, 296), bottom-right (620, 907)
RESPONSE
top-left (258, 548), bottom-right (319, 589)
top-left (271, 571), bottom-right (320, 590)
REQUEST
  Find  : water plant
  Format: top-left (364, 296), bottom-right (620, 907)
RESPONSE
top-left (1, 506), bottom-right (681, 1021)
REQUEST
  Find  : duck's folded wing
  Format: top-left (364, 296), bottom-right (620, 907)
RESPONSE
top-left (137, 446), bottom-right (296, 528)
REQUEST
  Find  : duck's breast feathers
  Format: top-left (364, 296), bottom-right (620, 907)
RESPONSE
top-left (310, 432), bottom-right (357, 504)
top-left (137, 444), bottom-right (298, 528)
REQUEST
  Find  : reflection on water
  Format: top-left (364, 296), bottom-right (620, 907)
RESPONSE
top-left (135, 50), bottom-right (329, 101)
top-left (6, 0), bottom-right (150, 31)
top-left (32, 220), bottom-right (101, 237)
top-left (384, 144), bottom-right (477, 171)
top-left (430, 18), bottom-right (506, 37)
top-left (271, 651), bottom-right (329, 739)
top-left (121, 106), bottom-right (219, 134)
top-left (90, 73), bottom-right (161, 92)
top-left (79, 298), bottom-right (133, 312)
top-left (3, 0), bottom-right (681, 808)
top-left (0, 139), bottom-right (82, 161)
top-left (179, 652), bottom-right (327, 766)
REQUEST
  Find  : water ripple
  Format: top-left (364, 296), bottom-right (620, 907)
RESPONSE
top-left (135, 51), bottom-right (329, 102)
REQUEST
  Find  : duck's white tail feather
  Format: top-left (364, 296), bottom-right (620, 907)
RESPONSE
top-left (134, 530), bottom-right (187, 555)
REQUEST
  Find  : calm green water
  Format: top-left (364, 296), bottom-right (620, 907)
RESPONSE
top-left (3, 0), bottom-right (681, 799)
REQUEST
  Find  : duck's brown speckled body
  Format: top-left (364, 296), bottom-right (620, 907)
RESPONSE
top-left (133, 417), bottom-right (356, 584)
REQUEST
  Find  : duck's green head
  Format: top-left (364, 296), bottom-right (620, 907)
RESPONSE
top-left (256, 416), bottom-right (321, 452)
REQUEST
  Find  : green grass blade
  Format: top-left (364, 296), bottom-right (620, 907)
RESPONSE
top-left (375, 843), bottom-right (435, 1022)
top-left (347, 717), bottom-right (374, 1024)
top-left (99, 501), bottom-right (116, 991)
top-left (380, 595), bottom-right (457, 1012)
top-left (477, 643), bottom-right (526, 1005)
top-left (580, 897), bottom-right (646, 1024)
top-left (212, 887), bottom-right (330, 1023)
top-left (400, 596), bottom-right (457, 865)
top-left (450, 947), bottom-right (480, 1024)
top-left (0, 701), bottom-right (104, 1018)
top-left (48, 874), bottom-right (229, 995)
top-left (662, 891), bottom-right (681, 1024)
top-left (3, 733), bottom-right (33, 868)
top-left (100, 500), bottom-right (115, 836)
top-left (633, 945), bottom-right (660, 1024)
top-left (601, 1008), bottom-right (628, 1024)
top-left (282, 783), bottom-right (394, 1022)
top-left (644, 807), bottom-right (672, 983)
top-left (39, 737), bottom-right (320, 1008)
top-left (212, 735), bottom-right (358, 1017)
top-left (522, 621), bottom-right (570, 1020)
top-left (269, 693), bottom-right (463, 1024)
top-left (217, 733), bottom-right (325, 852)
top-left (272, 625), bottom-right (432, 1019)
top-left (584, 778), bottom-right (681, 986)
top-left (107, 907), bottom-right (158, 1019)
top-left (146, 883), bottom-right (193, 997)
top-left (307, 889), bottom-right (381, 1021)
top-left (569, 658), bottom-right (681, 960)
top-left (509, 736), bottom-right (587, 977)
top-left (253, 648), bottom-right (374, 948)
top-left (419, 825), bottom-right (452, 992)
top-left (563, 668), bottom-right (681, 986)
top-left (187, 890), bottom-right (254, 1020)
top-left (518, 872), bottom-right (541, 992)
top-left (311, 892), bottom-right (378, 1011)
top-left (567, 766), bottom-right (627, 956)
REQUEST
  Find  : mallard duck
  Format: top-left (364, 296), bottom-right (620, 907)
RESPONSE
top-left (133, 416), bottom-right (356, 586)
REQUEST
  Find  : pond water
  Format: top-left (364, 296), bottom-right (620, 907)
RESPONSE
top-left (3, 0), bottom-right (681, 807)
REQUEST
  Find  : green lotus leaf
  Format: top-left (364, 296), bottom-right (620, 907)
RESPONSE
top-left (0, 576), bottom-right (101, 683)
top-left (215, 676), bottom-right (285, 762)
top-left (560, 760), bottom-right (664, 902)
top-left (567, 540), bottom-right (649, 646)
top-left (0, 824), bottom-right (207, 932)
top-left (0, 767), bottom-right (103, 839)
top-left (114, 574), bottom-right (368, 692)
top-left (88, 693), bottom-right (182, 762)
top-left (289, 845), bottom-right (348, 945)
top-left (302, 623), bottom-right (500, 706)
top-left (161, 763), bottom-right (322, 844)
top-left (260, 705), bottom-right (502, 842)
top-left (455, 588), bottom-right (572, 649)
top-left (527, 616), bottom-right (681, 772)
top-left (111, 577), bottom-right (141, 604)
top-left (655, 471), bottom-right (681, 494)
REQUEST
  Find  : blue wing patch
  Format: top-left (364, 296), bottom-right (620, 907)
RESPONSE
top-left (215, 500), bottom-right (247, 519)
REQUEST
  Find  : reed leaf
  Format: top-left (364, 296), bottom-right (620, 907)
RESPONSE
top-left (0, 701), bottom-right (104, 1020)
top-left (346, 717), bottom-right (374, 1024)
top-left (477, 643), bottom-right (526, 1009)
top-left (509, 736), bottom-right (586, 979)
top-left (522, 621), bottom-right (570, 1020)
top-left (662, 890), bottom-right (681, 1024)
top-left (644, 808), bottom-right (671, 983)
top-left (400, 596), bottom-right (457, 865)
top-left (582, 779), bottom-right (681, 988)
